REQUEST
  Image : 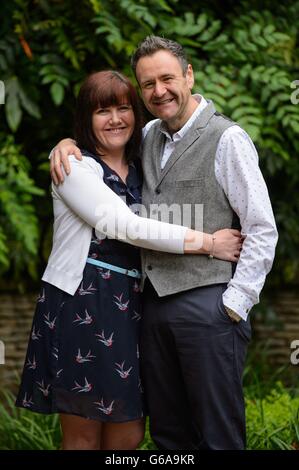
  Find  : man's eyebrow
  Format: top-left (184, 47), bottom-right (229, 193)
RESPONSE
top-left (141, 73), bottom-right (175, 84)
top-left (140, 77), bottom-right (154, 85)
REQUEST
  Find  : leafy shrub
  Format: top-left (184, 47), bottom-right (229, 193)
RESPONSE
top-left (0, 134), bottom-right (44, 283)
top-left (0, 390), bottom-right (60, 450)
top-left (246, 383), bottom-right (299, 450)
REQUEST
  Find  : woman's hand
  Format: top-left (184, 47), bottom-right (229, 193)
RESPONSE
top-left (184, 228), bottom-right (243, 262)
top-left (50, 138), bottom-right (82, 185)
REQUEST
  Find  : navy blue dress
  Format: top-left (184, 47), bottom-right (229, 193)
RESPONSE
top-left (16, 151), bottom-right (144, 423)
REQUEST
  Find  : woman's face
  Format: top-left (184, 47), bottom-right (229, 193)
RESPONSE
top-left (92, 101), bottom-right (135, 155)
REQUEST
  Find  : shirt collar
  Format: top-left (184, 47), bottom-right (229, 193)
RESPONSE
top-left (159, 94), bottom-right (208, 140)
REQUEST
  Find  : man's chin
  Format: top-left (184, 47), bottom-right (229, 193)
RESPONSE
top-left (152, 108), bottom-right (177, 121)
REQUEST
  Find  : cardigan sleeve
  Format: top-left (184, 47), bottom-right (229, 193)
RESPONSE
top-left (53, 156), bottom-right (188, 253)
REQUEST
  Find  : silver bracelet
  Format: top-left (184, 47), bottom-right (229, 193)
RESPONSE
top-left (208, 236), bottom-right (216, 259)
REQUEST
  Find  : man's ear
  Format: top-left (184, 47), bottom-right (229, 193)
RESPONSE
top-left (186, 64), bottom-right (194, 90)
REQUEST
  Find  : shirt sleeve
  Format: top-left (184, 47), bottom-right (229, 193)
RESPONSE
top-left (142, 119), bottom-right (160, 139)
top-left (215, 126), bottom-right (278, 320)
top-left (53, 156), bottom-right (188, 253)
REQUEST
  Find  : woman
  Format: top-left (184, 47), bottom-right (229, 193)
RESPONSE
top-left (16, 71), bottom-right (242, 450)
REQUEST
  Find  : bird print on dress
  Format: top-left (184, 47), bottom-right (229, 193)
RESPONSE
top-left (100, 270), bottom-right (111, 280)
top-left (115, 361), bottom-right (132, 379)
top-left (31, 326), bottom-right (42, 340)
top-left (113, 293), bottom-right (129, 311)
top-left (133, 281), bottom-right (140, 292)
top-left (94, 397), bottom-right (115, 415)
top-left (106, 174), bottom-right (119, 182)
top-left (36, 380), bottom-right (51, 397)
top-left (52, 347), bottom-right (59, 360)
top-left (73, 309), bottom-right (93, 325)
top-left (26, 355), bottom-right (37, 370)
top-left (78, 281), bottom-right (97, 295)
top-left (22, 393), bottom-right (34, 408)
top-left (43, 312), bottom-right (57, 330)
top-left (95, 330), bottom-right (114, 347)
top-left (37, 288), bottom-right (45, 303)
top-left (131, 311), bottom-right (141, 321)
top-left (72, 377), bottom-right (92, 393)
top-left (75, 349), bottom-right (96, 363)
top-left (91, 238), bottom-right (102, 246)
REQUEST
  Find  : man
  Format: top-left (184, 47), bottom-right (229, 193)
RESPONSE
top-left (50, 36), bottom-right (278, 449)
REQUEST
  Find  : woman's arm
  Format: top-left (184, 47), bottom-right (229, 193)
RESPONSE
top-left (54, 156), bottom-right (241, 261)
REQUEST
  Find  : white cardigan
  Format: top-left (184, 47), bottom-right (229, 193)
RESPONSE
top-left (42, 156), bottom-right (187, 295)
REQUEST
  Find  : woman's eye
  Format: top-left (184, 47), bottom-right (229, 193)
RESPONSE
top-left (96, 109), bottom-right (108, 115)
top-left (119, 105), bottom-right (131, 112)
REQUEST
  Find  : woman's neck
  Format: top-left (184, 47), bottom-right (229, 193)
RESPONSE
top-left (97, 149), bottom-right (127, 167)
top-left (99, 151), bottom-right (129, 183)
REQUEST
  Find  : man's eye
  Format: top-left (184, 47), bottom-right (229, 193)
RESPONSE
top-left (143, 83), bottom-right (154, 89)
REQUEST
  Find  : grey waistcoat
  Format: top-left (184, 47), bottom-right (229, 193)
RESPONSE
top-left (141, 100), bottom-right (240, 297)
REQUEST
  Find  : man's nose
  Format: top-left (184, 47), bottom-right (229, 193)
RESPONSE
top-left (153, 82), bottom-right (166, 98)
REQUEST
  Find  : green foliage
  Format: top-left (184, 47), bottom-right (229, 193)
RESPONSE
top-left (0, 133), bottom-right (44, 280)
top-left (0, 390), bottom-right (61, 450)
top-left (0, 0), bottom-right (298, 286)
top-left (246, 383), bottom-right (299, 450)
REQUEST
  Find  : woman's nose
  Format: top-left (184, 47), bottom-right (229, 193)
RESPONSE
top-left (109, 110), bottom-right (122, 123)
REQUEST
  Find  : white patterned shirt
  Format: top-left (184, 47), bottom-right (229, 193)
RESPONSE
top-left (143, 95), bottom-right (278, 321)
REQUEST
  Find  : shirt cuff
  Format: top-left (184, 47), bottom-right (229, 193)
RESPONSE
top-left (222, 285), bottom-right (253, 321)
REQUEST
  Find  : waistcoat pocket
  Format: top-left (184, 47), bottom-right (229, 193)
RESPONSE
top-left (175, 178), bottom-right (204, 188)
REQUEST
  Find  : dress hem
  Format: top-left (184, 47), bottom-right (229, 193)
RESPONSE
top-left (15, 402), bottom-right (144, 424)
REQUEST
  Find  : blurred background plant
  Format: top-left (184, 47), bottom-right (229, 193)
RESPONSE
top-left (0, 0), bottom-right (298, 290)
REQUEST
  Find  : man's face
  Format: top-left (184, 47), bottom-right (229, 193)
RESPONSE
top-left (136, 49), bottom-right (195, 131)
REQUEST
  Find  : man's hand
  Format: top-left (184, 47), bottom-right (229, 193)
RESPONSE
top-left (50, 138), bottom-right (82, 185)
top-left (224, 306), bottom-right (242, 323)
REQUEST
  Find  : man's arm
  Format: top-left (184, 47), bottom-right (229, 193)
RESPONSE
top-left (215, 125), bottom-right (278, 321)
top-left (50, 119), bottom-right (160, 185)
top-left (50, 138), bottom-right (82, 184)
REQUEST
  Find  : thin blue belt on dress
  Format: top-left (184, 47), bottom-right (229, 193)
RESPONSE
top-left (86, 257), bottom-right (141, 279)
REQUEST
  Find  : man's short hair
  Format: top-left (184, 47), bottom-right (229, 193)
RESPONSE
top-left (131, 36), bottom-right (189, 76)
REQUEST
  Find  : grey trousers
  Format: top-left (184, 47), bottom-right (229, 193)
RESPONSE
top-left (140, 281), bottom-right (251, 450)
